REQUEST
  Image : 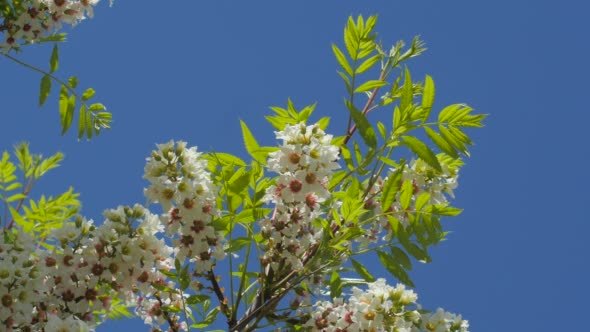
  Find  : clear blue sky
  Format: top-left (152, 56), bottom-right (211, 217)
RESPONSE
top-left (1, 1), bottom-right (589, 331)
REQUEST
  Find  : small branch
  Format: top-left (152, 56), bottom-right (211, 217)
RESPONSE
top-left (232, 234), bottom-right (253, 325)
top-left (7, 177), bottom-right (34, 229)
top-left (2, 53), bottom-right (78, 97)
top-left (343, 59), bottom-right (393, 146)
top-left (154, 294), bottom-right (180, 332)
top-left (207, 270), bottom-right (231, 323)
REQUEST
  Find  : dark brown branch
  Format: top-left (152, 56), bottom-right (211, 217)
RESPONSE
top-left (207, 270), bottom-right (232, 324)
top-left (154, 294), bottom-right (179, 332)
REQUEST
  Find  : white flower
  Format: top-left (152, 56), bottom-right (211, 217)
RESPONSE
top-left (45, 314), bottom-right (90, 332)
top-left (306, 278), bottom-right (468, 332)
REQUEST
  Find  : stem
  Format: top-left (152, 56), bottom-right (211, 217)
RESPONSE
top-left (207, 270), bottom-right (231, 322)
top-left (343, 59), bottom-right (393, 145)
top-left (1, 52), bottom-right (109, 133)
top-left (154, 294), bottom-right (180, 332)
top-left (231, 230), bottom-right (253, 326)
top-left (7, 177), bottom-right (34, 229)
top-left (2, 53), bottom-right (78, 97)
top-left (236, 260), bottom-right (337, 331)
top-left (345, 57), bottom-right (359, 135)
top-left (178, 287), bottom-right (189, 330)
top-left (362, 145), bottom-right (395, 200)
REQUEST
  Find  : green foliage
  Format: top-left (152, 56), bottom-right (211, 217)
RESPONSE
top-left (0, 143), bottom-right (80, 240)
top-left (321, 14), bottom-right (486, 292)
top-left (239, 120), bottom-right (278, 165)
top-left (2, 37), bottom-right (112, 139)
top-left (265, 99), bottom-right (317, 130)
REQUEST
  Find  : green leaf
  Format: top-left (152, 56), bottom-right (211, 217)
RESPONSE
top-left (399, 179), bottom-right (413, 210)
top-left (332, 44), bottom-right (353, 76)
top-left (6, 193), bottom-right (26, 203)
top-left (391, 246), bottom-right (412, 270)
top-left (59, 86), bottom-right (75, 135)
top-left (78, 104), bottom-right (87, 139)
top-left (351, 258), bottom-right (376, 282)
top-left (226, 237), bottom-right (252, 253)
top-left (377, 250), bottom-right (414, 287)
top-left (250, 146), bottom-right (278, 165)
top-left (187, 295), bottom-right (209, 305)
top-left (354, 80), bottom-right (387, 93)
top-left (438, 104), bottom-right (485, 127)
top-left (401, 136), bottom-right (442, 172)
top-left (344, 17), bottom-right (359, 59)
top-left (415, 192), bottom-right (431, 212)
top-left (355, 54), bottom-right (381, 74)
top-left (81, 88), bottom-right (95, 101)
top-left (381, 168), bottom-right (403, 211)
top-left (377, 121), bottom-right (387, 140)
top-left (4, 182), bottom-right (22, 191)
top-left (38, 33), bottom-right (67, 43)
top-left (67, 76), bottom-right (78, 89)
top-left (39, 75), bottom-right (51, 106)
top-left (347, 104), bottom-right (377, 148)
top-left (35, 152), bottom-right (63, 178)
top-left (439, 125), bottom-right (467, 154)
top-left (424, 127), bottom-right (458, 158)
top-left (8, 206), bottom-right (29, 232)
top-left (206, 152), bottom-right (246, 167)
top-left (317, 116), bottom-right (330, 130)
top-left (330, 271), bottom-right (343, 298)
top-left (88, 103), bottom-right (106, 111)
top-left (400, 68), bottom-right (413, 109)
top-left (239, 120), bottom-right (264, 163)
top-left (50, 44), bottom-right (59, 73)
top-left (421, 75), bottom-right (435, 121)
top-left (431, 204), bottom-right (463, 216)
top-left (228, 168), bottom-right (250, 194)
top-left (401, 241), bottom-right (431, 263)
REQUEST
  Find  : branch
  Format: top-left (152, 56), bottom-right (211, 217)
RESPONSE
top-left (2, 53), bottom-right (78, 97)
top-left (343, 64), bottom-right (390, 145)
top-left (6, 177), bottom-right (34, 229)
top-left (154, 294), bottom-right (180, 332)
top-left (207, 270), bottom-right (231, 323)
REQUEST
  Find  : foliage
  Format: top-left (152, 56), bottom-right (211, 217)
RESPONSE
top-left (1, 0), bottom-right (112, 139)
top-left (0, 142), bottom-right (80, 236)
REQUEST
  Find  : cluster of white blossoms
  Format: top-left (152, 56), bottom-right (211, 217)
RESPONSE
top-left (306, 278), bottom-right (469, 332)
top-left (361, 157), bottom-right (460, 244)
top-left (144, 141), bottom-right (224, 274)
top-left (44, 314), bottom-right (89, 332)
top-left (261, 122), bottom-right (340, 271)
top-left (0, 204), bottom-right (176, 331)
top-left (43, 205), bottom-right (175, 331)
top-left (0, 0), bottom-right (108, 53)
top-left (0, 231), bottom-right (44, 330)
top-left (135, 291), bottom-right (189, 332)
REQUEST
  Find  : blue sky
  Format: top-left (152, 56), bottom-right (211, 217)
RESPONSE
top-left (1, 1), bottom-right (589, 331)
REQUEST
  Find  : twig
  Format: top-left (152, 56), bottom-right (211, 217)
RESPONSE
top-left (207, 270), bottom-right (231, 323)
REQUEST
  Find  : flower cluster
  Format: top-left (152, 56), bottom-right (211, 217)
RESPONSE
top-left (0, 205), bottom-right (175, 331)
top-left (306, 278), bottom-right (469, 332)
top-left (144, 141), bottom-right (224, 274)
top-left (261, 122), bottom-right (340, 271)
top-left (0, 0), bottom-right (107, 53)
top-left (42, 206), bottom-right (174, 331)
top-left (0, 231), bottom-right (44, 330)
top-left (44, 314), bottom-right (90, 332)
top-left (135, 293), bottom-right (189, 332)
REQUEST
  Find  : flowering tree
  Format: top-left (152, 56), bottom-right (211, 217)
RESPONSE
top-left (1, 2), bottom-right (485, 331)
